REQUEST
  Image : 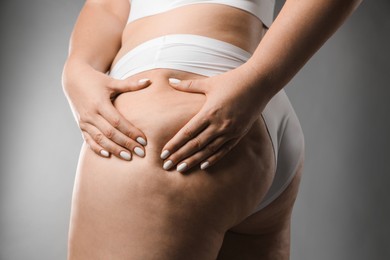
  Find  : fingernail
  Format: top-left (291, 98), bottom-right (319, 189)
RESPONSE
top-left (136, 136), bottom-right (147, 146)
top-left (168, 78), bottom-right (181, 85)
top-left (177, 162), bottom-right (188, 173)
top-left (120, 151), bottom-right (131, 160)
top-left (163, 160), bottom-right (174, 170)
top-left (160, 150), bottom-right (170, 159)
top-left (200, 161), bottom-right (210, 170)
top-left (134, 147), bottom-right (145, 157)
top-left (138, 78), bottom-right (150, 85)
top-left (100, 149), bottom-right (110, 157)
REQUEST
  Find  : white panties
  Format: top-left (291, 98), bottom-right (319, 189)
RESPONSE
top-left (110, 34), bottom-right (305, 212)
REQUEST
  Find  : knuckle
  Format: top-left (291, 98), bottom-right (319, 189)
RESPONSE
top-left (111, 117), bottom-right (121, 128)
top-left (79, 122), bottom-right (87, 131)
top-left (167, 144), bottom-right (177, 153)
top-left (103, 128), bottom-right (115, 139)
top-left (123, 138), bottom-right (134, 149)
top-left (166, 141), bottom-right (181, 152)
top-left (224, 142), bottom-right (234, 152)
top-left (207, 105), bottom-right (221, 117)
top-left (124, 128), bottom-right (134, 138)
top-left (183, 127), bottom-right (193, 138)
top-left (94, 133), bottom-right (105, 145)
top-left (206, 144), bottom-right (218, 154)
top-left (78, 111), bottom-right (90, 123)
top-left (191, 138), bottom-right (202, 150)
top-left (220, 118), bottom-right (234, 132)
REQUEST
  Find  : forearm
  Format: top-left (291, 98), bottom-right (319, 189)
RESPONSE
top-left (241, 0), bottom-right (362, 108)
top-left (64, 0), bottom-right (129, 75)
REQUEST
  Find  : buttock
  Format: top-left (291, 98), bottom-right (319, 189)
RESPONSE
top-left (106, 33), bottom-right (305, 214)
top-left (74, 69), bottom-right (276, 230)
top-left (250, 89), bottom-right (305, 212)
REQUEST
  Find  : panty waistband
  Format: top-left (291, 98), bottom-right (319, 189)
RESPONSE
top-left (109, 34), bottom-right (252, 79)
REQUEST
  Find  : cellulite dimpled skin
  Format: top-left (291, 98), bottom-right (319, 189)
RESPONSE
top-left (108, 33), bottom-right (304, 212)
top-left (1, 1), bottom-right (390, 260)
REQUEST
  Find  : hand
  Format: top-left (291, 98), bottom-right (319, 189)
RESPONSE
top-left (62, 63), bottom-right (152, 160)
top-left (160, 66), bottom-right (265, 173)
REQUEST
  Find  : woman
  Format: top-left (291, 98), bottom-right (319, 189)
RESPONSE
top-left (62, 0), bottom-right (361, 259)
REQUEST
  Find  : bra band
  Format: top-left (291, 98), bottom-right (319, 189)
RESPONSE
top-left (128, 0), bottom-right (275, 28)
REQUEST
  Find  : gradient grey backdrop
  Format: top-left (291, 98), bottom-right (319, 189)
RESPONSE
top-left (1, 0), bottom-right (389, 259)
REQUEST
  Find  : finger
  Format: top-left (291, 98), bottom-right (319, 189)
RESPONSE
top-left (171, 135), bottom-right (228, 173)
top-left (160, 111), bottom-right (210, 160)
top-left (81, 131), bottom-right (110, 158)
top-left (94, 114), bottom-right (146, 158)
top-left (98, 101), bottom-right (148, 147)
top-left (81, 122), bottom-right (132, 161)
top-left (168, 78), bottom-right (207, 94)
top-left (200, 138), bottom-right (241, 171)
top-left (162, 126), bottom-right (221, 170)
top-left (108, 77), bottom-right (151, 93)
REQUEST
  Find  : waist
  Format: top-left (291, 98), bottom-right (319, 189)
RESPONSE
top-left (109, 34), bottom-right (253, 79)
top-left (120, 3), bottom-right (265, 57)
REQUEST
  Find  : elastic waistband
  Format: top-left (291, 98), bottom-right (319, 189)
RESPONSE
top-left (109, 34), bottom-right (252, 79)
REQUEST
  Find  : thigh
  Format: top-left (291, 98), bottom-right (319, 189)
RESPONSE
top-left (217, 158), bottom-right (304, 260)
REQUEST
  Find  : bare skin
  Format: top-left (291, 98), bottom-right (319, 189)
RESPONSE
top-left (64, 0), bottom-right (362, 259)
top-left (113, 4), bottom-right (265, 65)
top-left (68, 68), bottom-right (303, 259)
top-left (68, 4), bottom-right (303, 259)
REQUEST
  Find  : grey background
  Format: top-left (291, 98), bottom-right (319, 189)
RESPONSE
top-left (0, 0), bottom-right (389, 259)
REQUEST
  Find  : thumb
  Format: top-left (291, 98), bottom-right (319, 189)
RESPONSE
top-left (108, 77), bottom-right (151, 92)
top-left (168, 78), bottom-right (207, 94)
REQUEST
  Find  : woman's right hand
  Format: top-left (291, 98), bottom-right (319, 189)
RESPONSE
top-left (62, 62), bottom-right (151, 160)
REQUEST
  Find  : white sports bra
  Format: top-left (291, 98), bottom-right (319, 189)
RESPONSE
top-left (128, 0), bottom-right (275, 28)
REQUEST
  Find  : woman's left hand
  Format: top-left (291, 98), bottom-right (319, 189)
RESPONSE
top-left (160, 66), bottom-right (266, 173)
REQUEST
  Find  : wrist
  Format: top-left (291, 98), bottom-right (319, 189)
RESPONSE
top-left (62, 57), bottom-right (103, 91)
top-left (233, 61), bottom-right (277, 111)
top-left (64, 55), bottom-right (106, 76)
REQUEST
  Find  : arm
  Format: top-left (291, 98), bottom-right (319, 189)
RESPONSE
top-left (65, 0), bottom-right (128, 72)
top-left (240, 0), bottom-right (363, 109)
top-left (62, 0), bottom-right (151, 160)
top-left (159, 0), bottom-right (362, 172)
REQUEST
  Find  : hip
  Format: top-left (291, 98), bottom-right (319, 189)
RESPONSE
top-left (74, 69), bottom-right (276, 224)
